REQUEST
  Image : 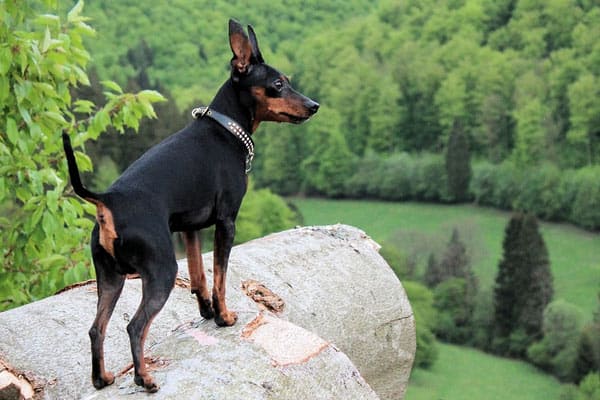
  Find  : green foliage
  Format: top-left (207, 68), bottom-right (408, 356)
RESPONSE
top-left (470, 160), bottom-right (522, 210)
top-left (527, 300), bottom-right (584, 381)
top-left (69, 0), bottom-right (600, 234)
top-left (470, 161), bottom-right (600, 230)
top-left (0, 1), bottom-right (165, 311)
top-left (513, 163), bottom-right (565, 220)
top-left (424, 228), bottom-right (476, 290)
top-left (573, 294), bottom-right (600, 383)
top-left (578, 373), bottom-right (600, 400)
top-left (445, 122), bottom-right (472, 202)
top-left (433, 278), bottom-right (474, 344)
top-left (255, 125), bottom-right (305, 196)
top-left (570, 166), bottom-right (600, 230)
top-left (234, 185), bottom-right (299, 244)
top-left (379, 243), bottom-right (415, 280)
top-left (470, 289), bottom-right (495, 351)
top-left (377, 153), bottom-right (416, 201)
top-left (402, 280), bottom-right (439, 369)
top-left (493, 213), bottom-right (554, 357)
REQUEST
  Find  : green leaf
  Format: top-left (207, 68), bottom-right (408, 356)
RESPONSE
top-left (6, 117), bottom-right (18, 144)
top-left (75, 21), bottom-right (95, 37)
top-left (42, 212), bottom-right (58, 236)
top-left (41, 27), bottom-right (52, 53)
top-left (31, 206), bottom-right (44, 228)
top-left (16, 187), bottom-right (29, 203)
top-left (101, 80), bottom-right (123, 94)
top-left (18, 106), bottom-right (32, 126)
top-left (138, 90), bottom-right (167, 103)
top-left (73, 99), bottom-right (95, 114)
top-left (46, 189), bottom-right (59, 213)
top-left (0, 46), bottom-right (12, 75)
top-left (74, 151), bottom-right (93, 172)
top-left (0, 76), bottom-right (9, 103)
top-left (67, 0), bottom-right (85, 23)
top-left (35, 14), bottom-right (60, 28)
top-left (39, 254), bottom-right (67, 268)
top-left (42, 111), bottom-right (67, 125)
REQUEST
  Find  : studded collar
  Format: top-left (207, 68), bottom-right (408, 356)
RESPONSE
top-left (191, 106), bottom-right (255, 173)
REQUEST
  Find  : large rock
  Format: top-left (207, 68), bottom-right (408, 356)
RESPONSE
top-left (0, 225), bottom-right (415, 399)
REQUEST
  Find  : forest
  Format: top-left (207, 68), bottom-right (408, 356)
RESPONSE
top-left (1, 0), bottom-right (599, 399)
top-left (73, 0), bottom-right (600, 231)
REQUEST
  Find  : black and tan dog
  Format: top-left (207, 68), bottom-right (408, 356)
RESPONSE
top-left (62, 19), bottom-right (318, 392)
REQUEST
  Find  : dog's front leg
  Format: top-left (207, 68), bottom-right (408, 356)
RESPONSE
top-left (212, 219), bottom-right (238, 327)
top-left (183, 231), bottom-right (214, 319)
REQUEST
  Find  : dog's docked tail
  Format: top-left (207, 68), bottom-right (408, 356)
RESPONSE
top-left (62, 133), bottom-right (101, 204)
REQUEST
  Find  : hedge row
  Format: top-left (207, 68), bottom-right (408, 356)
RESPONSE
top-left (471, 161), bottom-right (600, 230)
top-left (335, 153), bottom-right (600, 231)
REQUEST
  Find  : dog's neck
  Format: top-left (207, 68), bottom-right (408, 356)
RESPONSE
top-left (209, 79), bottom-right (255, 134)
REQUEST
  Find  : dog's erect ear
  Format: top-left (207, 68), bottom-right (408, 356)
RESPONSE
top-left (229, 19), bottom-right (253, 77)
top-left (247, 25), bottom-right (264, 64)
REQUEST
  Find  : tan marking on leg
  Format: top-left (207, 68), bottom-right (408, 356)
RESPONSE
top-left (96, 202), bottom-right (118, 257)
top-left (136, 316), bottom-right (159, 392)
top-left (183, 232), bottom-right (209, 299)
top-left (213, 261), bottom-right (237, 326)
top-left (183, 232), bottom-right (213, 319)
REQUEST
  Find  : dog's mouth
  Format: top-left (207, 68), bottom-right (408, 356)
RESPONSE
top-left (280, 112), bottom-right (311, 124)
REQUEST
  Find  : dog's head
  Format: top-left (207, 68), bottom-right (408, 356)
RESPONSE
top-left (228, 19), bottom-right (319, 131)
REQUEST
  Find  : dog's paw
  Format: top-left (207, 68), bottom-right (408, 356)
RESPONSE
top-left (92, 372), bottom-right (115, 390)
top-left (199, 297), bottom-right (215, 320)
top-left (134, 373), bottom-right (159, 393)
top-left (215, 310), bottom-right (238, 327)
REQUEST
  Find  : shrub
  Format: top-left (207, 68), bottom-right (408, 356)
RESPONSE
top-left (514, 163), bottom-right (565, 220)
top-left (344, 152), bottom-right (383, 198)
top-left (470, 160), bottom-right (522, 209)
top-left (413, 153), bottom-right (448, 202)
top-left (433, 278), bottom-right (474, 344)
top-left (403, 281), bottom-right (439, 369)
top-left (470, 161), bottom-right (497, 206)
top-left (527, 300), bottom-right (584, 382)
top-left (470, 289), bottom-right (495, 351)
top-left (492, 161), bottom-right (522, 210)
top-left (235, 187), bottom-right (299, 244)
top-left (570, 166), bottom-right (600, 230)
top-left (379, 241), bottom-right (415, 280)
top-left (579, 373), bottom-right (600, 400)
top-left (377, 153), bottom-right (415, 201)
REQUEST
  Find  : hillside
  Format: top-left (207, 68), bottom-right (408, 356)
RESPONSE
top-left (78, 0), bottom-right (376, 107)
top-left (79, 0), bottom-right (600, 170)
top-left (73, 0), bottom-right (600, 233)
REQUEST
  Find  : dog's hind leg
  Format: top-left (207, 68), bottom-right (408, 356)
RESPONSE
top-left (183, 231), bottom-right (214, 319)
top-left (125, 234), bottom-right (177, 393)
top-left (89, 226), bottom-right (126, 390)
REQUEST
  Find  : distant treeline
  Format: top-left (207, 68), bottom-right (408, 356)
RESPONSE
top-left (77, 0), bottom-right (600, 231)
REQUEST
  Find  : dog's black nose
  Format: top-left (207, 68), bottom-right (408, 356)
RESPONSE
top-left (307, 100), bottom-right (320, 114)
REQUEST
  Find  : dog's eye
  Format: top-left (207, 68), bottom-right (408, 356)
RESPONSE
top-left (273, 79), bottom-right (284, 91)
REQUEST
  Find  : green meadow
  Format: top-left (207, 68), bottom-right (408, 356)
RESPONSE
top-left (292, 198), bottom-right (600, 317)
top-left (291, 198), bottom-right (600, 399)
top-left (407, 343), bottom-right (563, 400)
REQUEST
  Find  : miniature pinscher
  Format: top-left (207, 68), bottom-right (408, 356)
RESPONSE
top-left (62, 19), bottom-right (318, 392)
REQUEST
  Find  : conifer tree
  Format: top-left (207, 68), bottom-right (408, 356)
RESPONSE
top-left (446, 120), bottom-right (472, 202)
top-left (424, 253), bottom-right (443, 288)
top-left (493, 213), bottom-right (554, 356)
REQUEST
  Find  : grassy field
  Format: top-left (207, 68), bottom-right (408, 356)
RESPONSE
top-left (406, 343), bottom-right (563, 400)
top-left (291, 198), bottom-right (600, 400)
top-left (292, 198), bottom-right (600, 317)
